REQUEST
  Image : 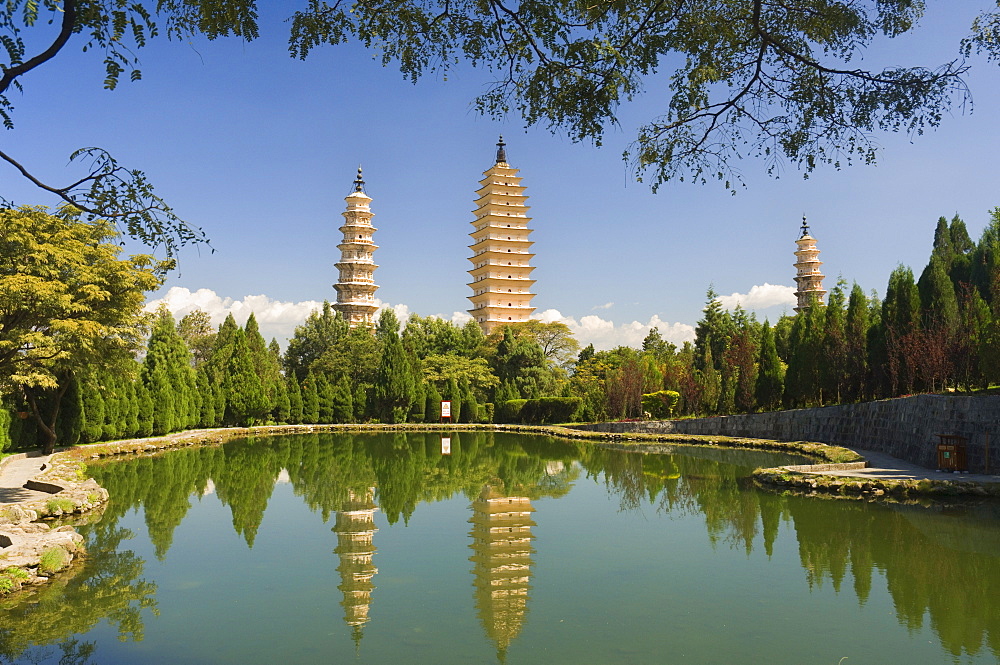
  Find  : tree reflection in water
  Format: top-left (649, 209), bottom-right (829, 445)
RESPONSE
top-left (0, 432), bottom-right (996, 662)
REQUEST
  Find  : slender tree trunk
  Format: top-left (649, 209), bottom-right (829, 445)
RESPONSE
top-left (23, 380), bottom-right (69, 454)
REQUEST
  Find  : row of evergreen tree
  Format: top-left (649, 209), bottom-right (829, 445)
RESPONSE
top-left (577, 210), bottom-right (1000, 419)
top-left (4, 210), bottom-right (998, 450)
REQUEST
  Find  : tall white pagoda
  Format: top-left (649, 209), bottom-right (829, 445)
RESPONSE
top-left (793, 216), bottom-right (826, 312)
top-left (467, 137), bottom-right (537, 334)
top-left (333, 168), bottom-right (379, 327)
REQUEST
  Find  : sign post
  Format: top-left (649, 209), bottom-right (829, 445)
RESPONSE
top-left (440, 400), bottom-right (451, 424)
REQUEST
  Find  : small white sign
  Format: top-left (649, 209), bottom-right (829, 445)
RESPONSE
top-left (441, 437), bottom-right (451, 455)
top-left (441, 400), bottom-right (451, 418)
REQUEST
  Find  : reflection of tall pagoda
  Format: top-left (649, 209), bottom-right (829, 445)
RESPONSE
top-left (468, 485), bottom-right (536, 662)
top-left (333, 488), bottom-right (379, 646)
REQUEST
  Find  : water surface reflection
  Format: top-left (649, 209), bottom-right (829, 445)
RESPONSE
top-left (0, 432), bottom-right (997, 664)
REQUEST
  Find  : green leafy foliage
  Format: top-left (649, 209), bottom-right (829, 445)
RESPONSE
top-left (641, 390), bottom-right (680, 420)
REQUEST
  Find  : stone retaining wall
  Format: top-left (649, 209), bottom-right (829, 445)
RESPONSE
top-left (575, 394), bottom-right (1000, 473)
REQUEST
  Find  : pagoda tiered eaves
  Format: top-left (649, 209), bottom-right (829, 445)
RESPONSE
top-left (333, 168), bottom-right (380, 328)
top-left (468, 138), bottom-right (537, 334)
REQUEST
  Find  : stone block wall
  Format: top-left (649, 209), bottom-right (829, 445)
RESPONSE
top-left (576, 395), bottom-right (1000, 472)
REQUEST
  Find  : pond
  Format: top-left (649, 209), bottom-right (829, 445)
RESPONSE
top-left (1, 432), bottom-right (999, 664)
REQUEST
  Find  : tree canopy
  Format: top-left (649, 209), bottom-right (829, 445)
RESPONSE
top-left (0, 206), bottom-right (169, 450)
top-left (1, 0), bottom-right (996, 248)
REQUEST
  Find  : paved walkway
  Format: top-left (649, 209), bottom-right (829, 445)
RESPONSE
top-left (0, 452), bottom-right (54, 505)
top-left (807, 446), bottom-right (1000, 484)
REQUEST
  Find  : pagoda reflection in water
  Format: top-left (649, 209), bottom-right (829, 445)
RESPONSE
top-left (332, 487), bottom-right (379, 647)
top-left (468, 485), bottom-right (536, 662)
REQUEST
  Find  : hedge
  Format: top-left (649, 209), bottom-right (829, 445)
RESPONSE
top-left (497, 397), bottom-right (582, 424)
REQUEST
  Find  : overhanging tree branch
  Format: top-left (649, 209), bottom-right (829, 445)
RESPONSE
top-left (0, 0), bottom-right (77, 96)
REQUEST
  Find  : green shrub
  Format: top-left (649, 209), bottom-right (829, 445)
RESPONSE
top-left (641, 391), bottom-right (681, 419)
top-left (0, 576), bottom-right (13, 594)
top-left (0, 407), bottom-right (11, 454)
top-left (497, 398), bottom-right (583, 424)
top-left (4, 567), bottom-right (28, 581)
top-left (480, 403), bottom-right (495, 424)
top-left (496, 399), bottom-right (527, 423)
top-left (38, 547), bottom-right (68, 575)
top-left (45, 498), bottom-right (76, 514)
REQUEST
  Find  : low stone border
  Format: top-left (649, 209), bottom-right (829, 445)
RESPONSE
top-left (51, 423), bottom-right (867, 468)
top-left (0, 453), bottom-right (109, 596)
top-left (751, 467), bottom-right (1000, 500)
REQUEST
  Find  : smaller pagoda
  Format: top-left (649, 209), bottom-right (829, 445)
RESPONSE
top-left (333, 168), bottom-right (379, 327)
top-left (793, 216), bottom-right (827, 312)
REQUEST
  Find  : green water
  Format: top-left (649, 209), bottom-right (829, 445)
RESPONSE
top-left (2, 432), bottom-right (999, 664)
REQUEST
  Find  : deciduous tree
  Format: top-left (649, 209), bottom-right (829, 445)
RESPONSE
top-left (0, 206), bottom-right (166, 451)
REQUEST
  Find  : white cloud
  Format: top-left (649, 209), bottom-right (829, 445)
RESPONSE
top-left (449, 311), bottom-right (473, 325)
top-left (591, 302), bottom-right (615, 310)
top-left (145, 287), bottom-right (324, 343)
top-left (374, 299), bottom-right (411, 325)
top-left (147, 288), bottom-right (697, 353)
top-left (533, 309), bottom-right (695, 351)
top-left (715, 283), bottom-right (796, 312)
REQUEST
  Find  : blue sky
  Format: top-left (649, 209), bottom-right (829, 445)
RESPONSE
top-left (5, 3), bottom-right (1000, 349)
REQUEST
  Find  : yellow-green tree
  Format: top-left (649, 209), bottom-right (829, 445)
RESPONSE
top-left (0, 207), bottom-right (168, 452)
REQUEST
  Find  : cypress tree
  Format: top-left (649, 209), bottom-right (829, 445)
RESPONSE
top-left (123, 377), bottom-right (140, 437)
top-left (821, 281), bottom-right (848, 403)
top-left (136, 379), bottom-right (154, 437)
top-left (444, 378), bottom-right (462, 422)
top-left (460, 380), bottom-right (478, 423)
top-left (101, 372), bottom-right (124, 441)
top-left (213, 377), bottom-right (226, 427)
top-left (918, 254), bottom-right (960, 332)
top-left (331, 376), bottom-right (354, 423)
top-left (353, 384), bottom-right (368, 422)
top-left (883, 265), bottom-right (921, 394)
top-left (316, 374), bottom-right (335, 424)
top-left (373, 330), bottom-right (415, 423)
top-left (287, 377), bottom-right (304, 424)
top-left (754, 320), bottom-right (783, 411)
top-left (143, 308), bottom-right (198, 433)
top-left (196, 367), bottom-right (215, 427)
top-left (844, 284), bottom-right (871, 401)
top-left (273, 378), bottom-right (291, 423)
top-left (0, 405), bottom-right (11, 453)
top-left (149, 366), bottom-right (176, 435)
top-left (80, 379), bottom-right (105, 443)
top-left (56, 374), bottom-right (84, 446)
top-left (424, 382), bottom-right (442, 423)
top-left (409, 380), bottom-right (426, 423)
top-left (223, 328), bottom-right (270, 426)
top-left (302, 371), bottom-right (320, 424)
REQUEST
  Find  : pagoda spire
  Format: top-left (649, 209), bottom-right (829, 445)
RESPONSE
top-left (333, 169), bottom-right (380, 328)
top-left (467, 138), bottom-right (537, 334)
top-left (793, 216), bottom-right (826, 311)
